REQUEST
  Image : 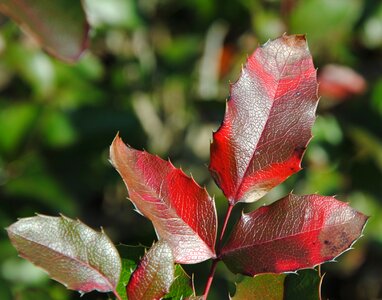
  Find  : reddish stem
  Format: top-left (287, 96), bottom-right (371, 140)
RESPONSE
top-left (217, 204), bottom-right (234, 252)
top-left (202, 203), bottom-right (234, 299)
top-left (202, 258), bottom-right (219, 300)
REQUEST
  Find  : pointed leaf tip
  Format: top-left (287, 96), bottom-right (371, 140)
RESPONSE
top-left (127, 240), bottom-right (175, 300)
top-left (7, 215), bottom-right (121, 294)
top-left (110, 135), bottom-right (217, 264)
top-left (209, 34), bottom-right (318, 204)
top-left (221, 194), bottom-right (367, 275)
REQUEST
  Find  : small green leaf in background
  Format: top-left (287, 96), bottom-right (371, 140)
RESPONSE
top-left (6, 215), bottom-right (121, 296)
top-left (0, 103), bottom-right (39, 155)
top-left (231, 273), bottom-right (286, 300)
top-left (164, 264), bottom-right (194, 299)
top-left (0, 0), bottom-right (89, 62)
top-left (126, 240), bottom-right (175, 300)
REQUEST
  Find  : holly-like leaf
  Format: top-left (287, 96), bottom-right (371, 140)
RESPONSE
top-left (126, 240), bottom-right (175, 300)
top-left (209, 34), bottom-right (318, 205)
top-left (6, 215), bottom-right (121, 296)
top-left (164, 264), bottom-right (194, 299)
top-left (110, 134), bottom-right (217, 264)
top-left (0, 0), bottom-right (89, 62)
top-left (231, 269), bottom-right (322, 300)
top-left (231, 274), bottom-right (286, 300)
top-left (221, 194), bottom-right (368, 275)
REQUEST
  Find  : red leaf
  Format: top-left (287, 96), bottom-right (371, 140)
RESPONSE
top-left (110, 134), bottom-right (217, 264)
top-left (209, 34), bottom-right (319, 204)
top-left (0, 0), bottom-right (89, 62)
top-left (221, 194), bottom-right (368, 275)
top-left (126, 240), bottom-right (174, 300)
top-left (318, 64), bottom-right (367, 100)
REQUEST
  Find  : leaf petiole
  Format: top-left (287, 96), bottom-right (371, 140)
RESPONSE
top-left (203, 203), bottom-right (234, 299)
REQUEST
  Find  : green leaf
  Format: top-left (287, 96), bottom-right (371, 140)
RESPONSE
top-left (231, 270), bottom-right (323, 300)
top-left (0, 103), bottom-right (39, 155)
top-left (231, 274), bottom-right (286, 300)
top-left (126, 240), bottom-right (175, 300)
top-left (115, 259), bottom-right (137, 300)
top-left (6, 215), bottom-right (121, 296)
top-left (284, 269), bottom-right (322, 300)
top-left (0, 0), bottom-right (89, 62)
top-left (164, 264), bottom-right (194, 299)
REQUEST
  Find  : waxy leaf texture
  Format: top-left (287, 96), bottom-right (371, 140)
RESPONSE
top-left (0, 0), bottom-right (89, 62)
top-left (210, 34), bottom-right (318, 204)
top-left (7, 215), bottom-right (121, 295)
top-left (110, 134), bottom-right (217, 264)
top-left (221, 194), bottom-right (368, 275)
top-left (126, 240), bottom-right (175, 300)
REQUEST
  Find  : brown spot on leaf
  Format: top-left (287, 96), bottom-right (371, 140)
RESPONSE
top-left (282, 34), bottom-right (306, 48)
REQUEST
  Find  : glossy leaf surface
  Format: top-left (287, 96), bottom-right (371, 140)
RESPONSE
top-left (7, 215), bottom-right (121, 295)
top-left (126, 240), bottom-right (175, 300)
top-left (221, 194), bottom-right (368, 275)
top-left (110, 134), bottom-right (217, 264)
top-left (0, 0), bottom-right (89, 62)
top-left (210, 34), bottom-right (318, 204)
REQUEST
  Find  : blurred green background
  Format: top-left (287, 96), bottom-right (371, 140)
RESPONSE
top-left (0, 0), bottom-right (381, 299)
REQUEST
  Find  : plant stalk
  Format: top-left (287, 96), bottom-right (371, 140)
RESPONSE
top-left (202, 203), bottom-right (234, 299)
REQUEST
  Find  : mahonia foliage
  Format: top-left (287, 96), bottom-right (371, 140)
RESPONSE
top-left (7, 34), bottom-right (368, 299)
top-left (0, 0), bottom-right (89, 62)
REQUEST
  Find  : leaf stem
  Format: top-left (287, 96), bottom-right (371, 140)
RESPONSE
top-left (113, 289), bottom-right (122, 300)
top-left (203, 203), bottom-right (234, 299)
top-left (202, 258), bottom-right (219, 300)
top-left (217, 203), bottom-right (234, 252)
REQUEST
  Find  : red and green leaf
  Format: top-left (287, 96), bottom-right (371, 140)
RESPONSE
top-left (110, 134), bottom-right (217, 264)
top-left (0, 0), bottom-right (89, 62)
top-left (221, 194), bottom-right (368, 275)
top-left (209, 34), bottom-right (319, 205)
top-left (6, 215), bottom-right (121, 296)
top-left (126, 240), bottom-right (175, 300)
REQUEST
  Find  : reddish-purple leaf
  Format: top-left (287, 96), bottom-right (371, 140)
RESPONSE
top-left (0, 0), bottom-right (89, 62)
top-left (221, 194), bottom-right (368, 275)
top-left (127, 240), bottom-right (175, 300)
top-left (7, 215), bottom-right (121, 296)
top-left (209, 34), bottom-right (318, 204)
top-left (110, 134), bottom-right (217, 264)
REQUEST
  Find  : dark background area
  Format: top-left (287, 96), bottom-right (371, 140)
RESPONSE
top-left (0, 0), bottom-right (381, 299)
